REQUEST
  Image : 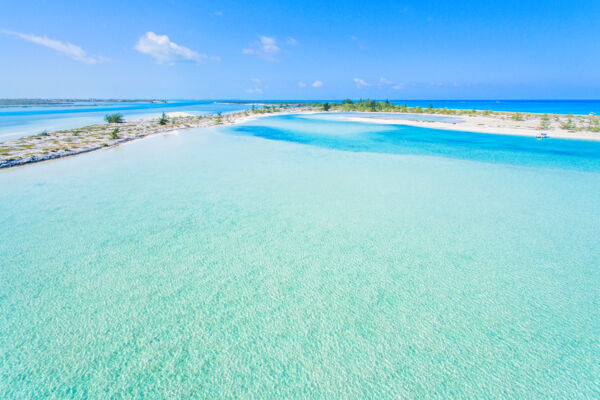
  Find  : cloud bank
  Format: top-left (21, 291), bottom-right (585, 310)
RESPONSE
top-left (134, 32), bottom-right (219, 64)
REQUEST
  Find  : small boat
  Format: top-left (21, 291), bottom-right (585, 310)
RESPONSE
top-left (536, 132), bottom-right (548, 139)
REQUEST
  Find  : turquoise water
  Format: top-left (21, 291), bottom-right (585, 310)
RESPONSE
top-left (234, 114), bottom-right (600, 171)
top-left (1, 115), bottom-right (599, 398)
top-left (4, 99), bottom-right (600, 143)
top-left (0, 100), bottom-right (254, 141)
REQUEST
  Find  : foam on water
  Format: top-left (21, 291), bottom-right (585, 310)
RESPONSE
top-left (1, 116), bottom-right (599, 398)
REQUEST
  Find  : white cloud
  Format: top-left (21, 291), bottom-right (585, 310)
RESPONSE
top-left (1, 30), bottom-right (105, 64)
top-left (214, 11), bottom-right (223, 16)
top-left (243, 35), bottom-right (280, 61)
top-left (246, 87), bottom-right (263, 94)
top-left (312, 80), bottom-right (323, 88)
top-left (392, 84), bottom-right (405, 90)
top-left (298, 81), bottom-right (307, 88)
top-left (251, 78), bottom-right (261, 83)
top-left (353, 78), bottom-right (369, 88)
top-left (287, 37), bottom-right (299, 46)
top-left (379, 77), bottom-right (392, 85)
top-left (134, 32), bottom-right (218, 64)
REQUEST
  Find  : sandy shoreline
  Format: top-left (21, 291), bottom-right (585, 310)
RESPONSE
top-left (2, 108), bottom-right (599, 170)
top-left (339, 114), bottom-right (600, 141)
top-left (0, 109), bottom-right (310, 170)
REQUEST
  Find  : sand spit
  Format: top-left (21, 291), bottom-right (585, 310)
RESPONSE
top-left (0, 108), bottom-right (307, 169)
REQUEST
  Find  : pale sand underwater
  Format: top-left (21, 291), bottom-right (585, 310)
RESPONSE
top-left (2, 115), bottom-right (599, 398)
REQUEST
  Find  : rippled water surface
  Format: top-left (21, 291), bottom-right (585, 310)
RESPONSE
top-left (1, 115), bottom-right (599, 398)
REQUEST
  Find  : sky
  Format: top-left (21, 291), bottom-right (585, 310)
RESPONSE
top-left (1, 0), bottom-right (599, 100)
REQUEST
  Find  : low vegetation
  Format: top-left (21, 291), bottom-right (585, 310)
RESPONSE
top-left (560, 114), bottom-right (576, 131)
top-left (2, 109), bottom-right (290, 168)
top-left (250, 105), bottom-right (282, 114)
top-left (539, 114), bottom-right (551, 130)
top-left (105, 113), bottom-right (124, 123)
top-left (158, 113), bottom-right (168, 125)
top-left (287, 99), bottom-right (598, 133)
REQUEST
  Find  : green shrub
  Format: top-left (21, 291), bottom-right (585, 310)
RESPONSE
top-left (109, 127), bottom-right (119, 139)
top-left (322, 102), bottom-right (331, 111)
top-left (105, 113), bottom-right (124, 123)
top-left (158, 113), bottom-right (168, 125)
top-left (512, 113), bottom-right (524, 121)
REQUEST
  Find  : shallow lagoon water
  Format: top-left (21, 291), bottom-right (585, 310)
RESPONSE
top-left (234, 114), bottom-right (600, 171)
top-left (1, 115), bottom-right (599, 398)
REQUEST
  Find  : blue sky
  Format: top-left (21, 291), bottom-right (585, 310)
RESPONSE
top-left (1, 0), bottom-right (599, 99)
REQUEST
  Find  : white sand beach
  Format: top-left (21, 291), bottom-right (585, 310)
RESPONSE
top-left (340, 114), bottom-right (600, 141)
